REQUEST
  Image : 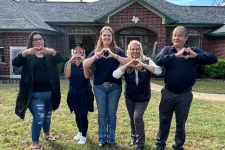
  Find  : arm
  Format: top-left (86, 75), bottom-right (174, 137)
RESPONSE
top-left (155, 46), bottom-right (176, 66)
top-left (84, 68), bottom-right (92, 79)
top-left (83, 51), bottom-right (97, 69)
top-left (141, 59), bottom-right (162, 75)
top-left (112, 59), bottom-right (135, 79)
top-left (64, 61), bottom-right (72, 78)
top-left (108, 48), bottom-right (130, 65)
top-left (12, 48), bottom-right (34, 67)
top-left (193, 48), bottom-right (218, 64)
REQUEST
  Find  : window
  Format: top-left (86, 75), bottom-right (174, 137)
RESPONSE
top-left (187, 29), bottom-right (201, 47)
top-left (10, 47), bottom-right (26, 78)
top-left (0, 34), bottom-right (5, 63)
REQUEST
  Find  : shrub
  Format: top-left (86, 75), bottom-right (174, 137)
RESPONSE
top-left (204, 59), bottom-right (225, 79)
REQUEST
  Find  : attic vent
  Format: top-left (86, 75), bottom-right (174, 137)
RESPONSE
top-left (69, 28), bottom-right (96, 34)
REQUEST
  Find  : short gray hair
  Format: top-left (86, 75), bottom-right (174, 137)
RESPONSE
top-left (174, 26), bottom-right (188, 36)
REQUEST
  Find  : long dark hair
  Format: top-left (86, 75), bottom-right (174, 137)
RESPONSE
top-left (27, 31), bottom-right (47, 49)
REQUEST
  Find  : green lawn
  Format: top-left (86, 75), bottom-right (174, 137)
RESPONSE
top-left (0, 80), bottom-right (225, 150)
top-left (151, 78), bottom-right (225, 94)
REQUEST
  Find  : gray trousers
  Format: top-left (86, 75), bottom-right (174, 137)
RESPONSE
top-left (156, 87), bottom-right (193, 150)
top-left (125, 98), bottom-right (149, 149)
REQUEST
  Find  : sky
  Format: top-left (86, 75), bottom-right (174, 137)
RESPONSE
top-left (48, 0), bottom-right (224, 6)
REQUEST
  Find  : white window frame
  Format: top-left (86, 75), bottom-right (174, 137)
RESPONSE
top-left (10, 46), bottom-right (26, 78)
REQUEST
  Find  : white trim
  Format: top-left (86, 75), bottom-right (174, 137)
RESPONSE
top-left (10, 46), bottom-right (26, 79)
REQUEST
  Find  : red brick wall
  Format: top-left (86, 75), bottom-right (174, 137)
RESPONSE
top-left (109, 2), bottom-right (167, 52)
top-left (0, 32), bottom-right (66, 76)
top-left (203, 36), bottom-right (225, 58)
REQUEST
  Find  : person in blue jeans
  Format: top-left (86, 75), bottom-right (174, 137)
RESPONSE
top-left (83, 26), bottom-right (128, 148)
top-left (64, 43), bottom-right (94, 145)
top-left (12, 31), bottom-right (64, 150)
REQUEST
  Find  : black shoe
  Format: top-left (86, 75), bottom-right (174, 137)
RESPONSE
top-left (108, 143), bottom-right (115, 148)
top-left (99, 143), bottom-right (105, 147)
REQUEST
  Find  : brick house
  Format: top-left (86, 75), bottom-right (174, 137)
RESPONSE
top-left (0, 0), bottom-right (225, 78)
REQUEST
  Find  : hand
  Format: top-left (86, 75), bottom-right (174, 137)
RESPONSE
top-left (69, 54), bottom-right (84, 65)
top-left (40, 47), bottom-right (56, 56)
top-left (185, 47), bottom-right (197, 59)
top-left (22, 48), bottom-right (36, 56)
top-left (96, 48), bottom-right (110, 59)
top-left (126, 59), bottom-right (141, 70)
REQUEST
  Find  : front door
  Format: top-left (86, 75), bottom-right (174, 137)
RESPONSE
top-left (125, 36), bottom-right (141, 51)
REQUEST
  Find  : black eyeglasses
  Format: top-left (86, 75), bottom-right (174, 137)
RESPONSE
top-left (33, 37), bottom-right (43, 42)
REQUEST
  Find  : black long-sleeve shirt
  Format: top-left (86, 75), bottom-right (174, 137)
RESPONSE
top-left (155, 46), bottom-right (218, 93)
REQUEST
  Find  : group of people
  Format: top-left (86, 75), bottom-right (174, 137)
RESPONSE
top-left (13, 25), bottom-right (217, 150)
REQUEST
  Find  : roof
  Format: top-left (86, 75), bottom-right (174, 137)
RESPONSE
top-left (0, 0), bottom-right (58, 32)
top-left (0, 0), bottom-right (225, 35)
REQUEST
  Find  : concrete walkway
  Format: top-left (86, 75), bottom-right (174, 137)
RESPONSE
top-left (151, 83), bottom-right (225, 101)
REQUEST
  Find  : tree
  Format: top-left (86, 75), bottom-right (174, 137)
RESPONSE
top-left (212, 0), bottom-right (225, 6)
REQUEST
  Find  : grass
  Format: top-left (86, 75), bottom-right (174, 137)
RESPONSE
top-left (0, 80), bottom-right (225, 150)
top-left (151, 78), bottom-right (225, 94)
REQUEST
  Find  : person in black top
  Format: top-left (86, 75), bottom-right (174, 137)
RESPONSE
top-left (12, 31), bottom-right (64, 150)
top-left (64, 43), bottom-right (93, 145)
top-left (113, 40), bottom-right (162, 150)
top-left (154, 26), bottom-right (218, 150)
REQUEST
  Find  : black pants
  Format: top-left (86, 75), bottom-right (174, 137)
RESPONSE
top-left (156, 88), bottom-right (193, 150)
top-left (72, 95), bottom-right (91, 137)
top-left (125, 98), bottom-right (149, 149)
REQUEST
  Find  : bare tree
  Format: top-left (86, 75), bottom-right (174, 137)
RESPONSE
top-left (212, 0), bottom-right (225, 6)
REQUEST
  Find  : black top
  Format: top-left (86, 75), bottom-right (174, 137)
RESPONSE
top-left (33, 55), bottom-right (51, 92)
top-left (87, 48), bottom-right (126, 85)
top-left (155, 45), bottom-right (218, 93)
top-left (69, 63), bottom-right (92, 91)
top-left (124, 65), bottom-right (151, 102)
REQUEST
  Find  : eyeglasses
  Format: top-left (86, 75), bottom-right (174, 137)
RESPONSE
top-left (33, 37), bottom-right (43, 42)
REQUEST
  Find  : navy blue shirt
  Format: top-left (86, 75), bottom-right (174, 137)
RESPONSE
top-left (155, 45), bottom-right (217, 93)
top-left (87, 48), bottom-right (126, 85)
top-left (69, 63), bottom-right (92, 92)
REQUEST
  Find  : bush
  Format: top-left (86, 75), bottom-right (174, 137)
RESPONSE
top-left (57, 56), bottom-right (70, 75)
top-left (204, 59), bottom-right (225, 79)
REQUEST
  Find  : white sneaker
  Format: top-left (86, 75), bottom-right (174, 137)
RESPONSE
top-left (74, 132), bottom-right (82, 141)
top-left (78, 136), bottom-right (87, 144)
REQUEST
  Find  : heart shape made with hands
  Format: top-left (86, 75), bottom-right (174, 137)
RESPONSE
top-left (183, 51), bottom-right (190, 56)
top-left (132, 59), bottom-right (139, 66)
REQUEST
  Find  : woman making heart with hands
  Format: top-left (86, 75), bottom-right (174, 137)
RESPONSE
top-left (83, 26), bottom-right (128, 148)
top-left (113, 40), bottom-right (162, 150)
top-left (13, 31), bottom-right (64, 150)
top-left (64, 43), bottom-right (94, 145)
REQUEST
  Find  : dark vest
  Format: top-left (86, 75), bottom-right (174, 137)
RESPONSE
top-left (124, 66), bottom-right (151, 102)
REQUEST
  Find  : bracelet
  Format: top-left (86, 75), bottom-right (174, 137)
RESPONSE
top-left (94, 52), bottom-right (100, 60)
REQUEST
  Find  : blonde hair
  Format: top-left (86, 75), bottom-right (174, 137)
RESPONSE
top-left (95, 26), bottom-right (118, 53)
top-left (126, 40), bottom-right (149, 61)
top-left (126, 40), bottom-right (150, 72)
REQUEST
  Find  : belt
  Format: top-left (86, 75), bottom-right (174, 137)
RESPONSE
top-left (165, 86), bottom-right (191, 94)
top-left (102, 82), bottom-right (118, 87)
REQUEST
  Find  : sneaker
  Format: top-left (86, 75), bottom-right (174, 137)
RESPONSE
top-left (78, 136), bottom-right (87, 144)
top-left (74, 132), bottom-right (82, 141)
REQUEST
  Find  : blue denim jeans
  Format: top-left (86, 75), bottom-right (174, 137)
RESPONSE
top-left (93, 84), bottom-right (122, 144)
top-left (29, 91), bottom-right (52, 142)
